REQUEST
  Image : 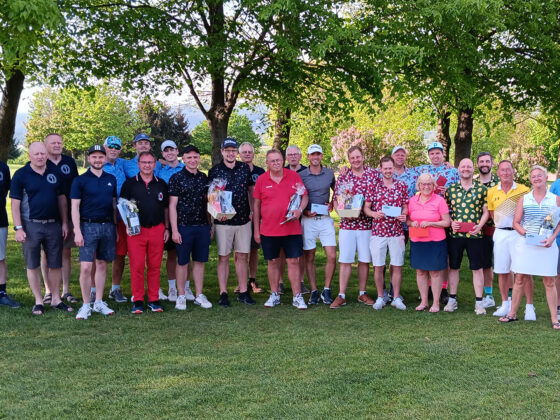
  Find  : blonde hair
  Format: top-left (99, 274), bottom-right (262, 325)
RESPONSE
top-left (416, 173), bottom-right (436, 191)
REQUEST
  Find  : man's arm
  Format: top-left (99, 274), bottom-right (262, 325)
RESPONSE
top-left (169, 196), bottom-right (181, 244)
top-left (11, 198), bottom-right (26, 243)
top-left (71, 198), bottom-right (83, 246)
top-left (58, 195), bottom-right (68, 239)
top-left (253, 198), bottom-right (261, 244)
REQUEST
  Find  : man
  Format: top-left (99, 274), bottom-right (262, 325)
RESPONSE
top-left (123, 133), bottom-right (162, 178)
top-left (10, 142), bottom-right (72, 315)
top-left (443, 158), bottom-right (489, 315)
top-left (364, 156), bottom-right (408, 310)
top-left (158, 139), bottom-right (186, 303)
top-left (0, 159), bottom-right (19, 308)
top-left (392, 146), bottom-right (418, 200)
top-left (238, 141), bottom-right (264, 294)
top-left (120, 151), bottom-right (169, 314)
top-left (330, 146), bottom-right (377, 309)
top-left (475, 152), bottom-right (499, 309)
top-left (415, 141), bottom-right (459, 303)
top-left (71, 145), bottom-right (117, 319)
top-left (169, 145), bottom-right (212, 310)
top-left (299, 144), bottom-right (336, 305)
top-left (548, 177), bottom-right (560, 319)
top-left (102, 136), bottom-right (129, 303)
top-left (41, 133), bottom-right (79, 305)
top-left (285, 145), bottom-right (307, 173)
top-left (253, 149), bottom-right (309, 310)
top-left (487, 160), bottom-right (535, 320)
top-left (208, 138), bottom-right (255, 307)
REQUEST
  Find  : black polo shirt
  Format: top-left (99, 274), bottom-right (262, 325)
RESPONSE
top-left (251, 164), bottom-right (265, 184)
top-left (0, 162), bottom-right (10, 228)
top-left (48, 155), bottom-right (79, 197)
top-left (70, 169), bottom-right (117, 221)
top-left (120, 175), bottom-right (168, 227)
top-left (285, 164), bottom-right (307, 173)
top-left (168, 168), bottom-right (209, 226)
top-left (10, 162), bottom-right (63, 221)
top-left (208, 161), bottom-right (254, 226)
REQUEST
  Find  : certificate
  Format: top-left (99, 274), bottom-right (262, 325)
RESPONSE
top-left (525, 234), bottom-right (547, 246)
top-left (382, 205), bottom-right (402, 218)
top-left (436, 175), bottom-right (447, 187)
top-left (311, 203), bottom-right (329, 215)
top-left (409, 227), bottom-right (429, 238)
top-left (457, 222), bottom-right (476, 233)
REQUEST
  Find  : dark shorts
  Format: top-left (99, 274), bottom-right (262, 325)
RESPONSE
top-left (175, 225), bottom-right (211, 265)
top-left (22, 221), bottom-right (63, 269)
top-left (410, 239), bottom-right (447, 271)
top-left (261, 234), bottom-right (303, 260)
top-left (78, 222), bottom-right (116, 263)
top-left (63, 219), bottom-right (76, 249)
top-left (250, 224), bottom-right (260, 251)
top-left (481, 234), bottom-right (493, 269)
top-left (447, 237), bottom-right (484, 270)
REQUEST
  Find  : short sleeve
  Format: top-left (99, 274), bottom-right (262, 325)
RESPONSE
top-left (9, 170), bottom-right (23, 200)
top-left (120, 179), bottom-right (131, 200)
top-left (438, 196), bottom-right (450, 215)
top-left (69, 177), bottom-right (82, 200)
top-left (168, 173), bottom-right (180, 197)
top-left (253, 176), bottom-right (262, 200)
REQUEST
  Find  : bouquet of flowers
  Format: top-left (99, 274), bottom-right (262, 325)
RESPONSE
top-left (117, 198), bottom-right (141, 236)
top-left (207, 178), bottom-right (236, 219)
top-left (281, 183), bottom-right (306, 224)
top-left (335, 180), bottom-right (364, 218)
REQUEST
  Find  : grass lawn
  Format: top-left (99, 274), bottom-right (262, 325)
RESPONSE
top-left (1, 165), bottom-right (560, 418)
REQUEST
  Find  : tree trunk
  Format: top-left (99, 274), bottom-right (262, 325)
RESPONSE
top-left (436, 110), bottom-right (451, 161)
top-left (208, 109), bottom-right (231, 166)
top-left (0, 70), bottom-right (25, 161)
top-left (273, 106), bottom-right (291, 156)
top-left (453, 108), bottom-right (474, 167)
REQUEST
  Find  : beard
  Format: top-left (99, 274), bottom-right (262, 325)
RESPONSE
top-left (478, 166), bottom-right (491, 175)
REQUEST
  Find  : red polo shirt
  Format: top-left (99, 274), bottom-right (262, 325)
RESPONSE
top-left (253, 169), bottom-right (307, 236)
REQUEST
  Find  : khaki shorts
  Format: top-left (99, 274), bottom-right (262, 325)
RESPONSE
top-left (215, 221), bottom-right (252, 255)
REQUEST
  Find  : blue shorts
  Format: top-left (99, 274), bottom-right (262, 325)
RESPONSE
top-left (261, 235), bottom-right (303, 260)
top-left (410, 239), bottom-right (447, 271)
top-left (176, 225), bottom-right (211, 265)
top-left (78, 222), bottom-right (116, 262)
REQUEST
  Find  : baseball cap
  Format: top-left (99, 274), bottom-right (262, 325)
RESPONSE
top-left (182, 144), bottom-right (200, 155)
top-left (133, 133), bottom-right (151, 143)
top-left (427, 141), bottom-right (444, 152)
top-left (392, 145), bottom-right (407, 154)
top-left (221, 138), bottom-right (238, 149)
top-left (161, 140), bottom-right (178, 151)
top-left (103, 136), bottom-right (122, 148)
top-left (307, 144), bottom-right (323, 154)
top-left (88, 144), bottom-right (106, 155)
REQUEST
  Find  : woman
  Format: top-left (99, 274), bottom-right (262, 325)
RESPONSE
top-left (499, 165), bottom-right (560, 329)
top-left (407, 173), bottom-right (451, 312)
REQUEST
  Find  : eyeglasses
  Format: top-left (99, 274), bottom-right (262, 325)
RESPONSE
top-left (286, 153), bottom-right (300, 157)
top-left (107, 145), bottom-right (121, 150)
top-left (139, 161), bottom-right (155, 165)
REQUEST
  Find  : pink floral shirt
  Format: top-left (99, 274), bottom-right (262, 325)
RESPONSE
top-left (334, 167), bottom-right (379, 230)
top-left (366, 179), bottom-right (409, 237)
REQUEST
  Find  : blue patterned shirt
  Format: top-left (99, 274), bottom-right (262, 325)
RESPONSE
top-left (158, 162), bottom-right (185, 184)
top-left (103, 158), bottom-right (127, 196)
top-left (415, 164), bottom-right (459, 196)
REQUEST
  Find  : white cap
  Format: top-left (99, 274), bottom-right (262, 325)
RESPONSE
top-left (307, 144), bottom-right (323, 154)
top-left (161, 140), bottom-right (178, 151)
top-left (392, 145), bottom-right (407, 155)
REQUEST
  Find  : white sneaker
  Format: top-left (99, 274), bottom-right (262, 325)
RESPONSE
top-left (443, 297), bottom-right (458, 312)
top-left (482, 295), bottom-right (495, 308)
top-left (474, 302), bottom-right (486, 315)
top-left (292, 293), bottom-right (307, 310)
top-left (168, 288), bottom-right (177, 302)
top-left (185, 287), bottom-right (195, 302)
top-left (264, 293), bottom-right (280, 308)
top-left (372, 297), bottom-right (385, 310)
top-left (76, 304), bottom-right (92, 320)
top-left (158, 288), bottom-right (168, 301)
top-left (93, 300), bottom-right (115, 316)
top-left (194, 293), bottom-right (213, 309)
top-left (391, 296), bottom-right (406, 310)
top-left (175, 295), bottom-right (187, 310)
top-left (382, 289), bottom-right (392, 304)
top-left (525, 304), bottom-right (536, 321)
top-left (493, 300), bottom-right (511, 317)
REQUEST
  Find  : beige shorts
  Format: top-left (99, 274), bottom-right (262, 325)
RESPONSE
top-left (215, 221), bottom-right (252, 256)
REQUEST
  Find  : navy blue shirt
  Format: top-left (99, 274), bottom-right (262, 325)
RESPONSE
top-left (120, 175), bottom-right (169, 227)
top-left (168, 168), bottom-right (209, 226)
top-left (0, 162), bottom-right (10, 228)
top-left (70, 169), bottom-right (117, 220)
top-left (10, 162), bottom-right (63, 221)
top-left (48, 155), bottom-right (79, 198)
top-left (250, 164), bottom-right (265, 184)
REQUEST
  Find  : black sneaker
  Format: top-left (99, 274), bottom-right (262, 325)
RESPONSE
top-left (308, 290), bottom-right (320, 305)
top-left (300, 282), bottom-right (310, 295)
top-left (237, 291), bottom-right (256, 305)
top-left (0, 293), bottom-right (21, 308)
top-left (440, 288), bottom-right (449, 305)
top-left (320, 289), bottom-right (333, 305)
top-left (109, 288), bottom-right (128, 303)
top-left (278, 282), bottom-right (285, 295)
top-left (219, 292), bottom-right (230, 307)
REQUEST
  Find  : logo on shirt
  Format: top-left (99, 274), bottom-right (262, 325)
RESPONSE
top-left (60, 164), bottom-right (71, 175)
top-left (108, 182), bottom-right (112, 186)
top-left (158, 192), bottom-right (164, 201)
top-left (46, 174), bottom-right (57, 184)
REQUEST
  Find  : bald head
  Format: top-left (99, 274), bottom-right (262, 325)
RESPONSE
top-left (458, 158), bottom-right (474, 180)
top-left (28, 142), bottom-right (48, 169)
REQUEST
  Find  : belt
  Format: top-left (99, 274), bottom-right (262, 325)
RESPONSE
top-left (305, 215), bottom-right (328, 220)
top-left (497, 227), bottom-right (514, 231)
top-left (29, 219), bottom-right (56, 224)
top-left (81, 218), bottom-right (113, 224)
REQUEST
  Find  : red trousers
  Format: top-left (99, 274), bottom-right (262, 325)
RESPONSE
top-left (127, 223), bottom-right (165, 302)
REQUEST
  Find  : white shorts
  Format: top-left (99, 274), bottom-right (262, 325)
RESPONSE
top-left (215, 222), bottom-right (252, 255)
top-left (338, 229), bottom-right (372, 263)
top-left (493, 228), bottom-right (517, 274)
top-left (302, 216), bottom-right (337, 250)
top-left (0, 227), bottom-right (7, 260)
top-left (369, 235), bottom-right (406, 267)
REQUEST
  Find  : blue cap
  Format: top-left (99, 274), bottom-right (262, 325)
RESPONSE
top-left (427, 141), bottom-right (444, 152)
top-left (221, 138), bottom-right (238, 149)
top-left (133, 133), bottom-right (151, 143)
top-left (103, 136), bottom-right (122, 148)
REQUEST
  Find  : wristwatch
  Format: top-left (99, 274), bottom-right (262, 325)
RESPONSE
top-left (13, 225), bottom-right (22, 231)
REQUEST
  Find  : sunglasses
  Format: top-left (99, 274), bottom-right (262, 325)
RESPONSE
top-left (107, 145), bottom-right (121, 150)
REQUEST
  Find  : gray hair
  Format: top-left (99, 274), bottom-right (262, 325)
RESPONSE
top-left (530, 165), bottom-right (548, 178)
top-left (239, 142), bottom-right (254, 152)
top-left (286, 145), bottom-right (301, 154)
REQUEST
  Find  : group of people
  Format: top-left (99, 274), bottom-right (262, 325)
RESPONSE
top-left (1, 133), bottom-right (560, 328)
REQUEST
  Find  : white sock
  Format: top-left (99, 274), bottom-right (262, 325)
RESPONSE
top-left (168, 279), bottom-right (176, 289)
top-left (339, 293), bottom-right (346, 299)
top-left (186, 280), bottom-right (191, 288)
top-left (95, 299), bottom-right (102, 304)
top-left (526, 303), bottom-right (534, 308)
top-left (359, 290), bottom-right (366, 296)
top-left (324, 287), bottom-right (330, 291)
